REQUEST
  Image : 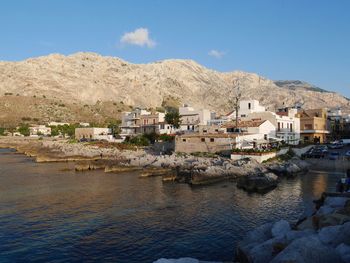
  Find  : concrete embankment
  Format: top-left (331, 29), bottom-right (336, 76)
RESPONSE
top-left (236, 192), bottom-right (350, 263)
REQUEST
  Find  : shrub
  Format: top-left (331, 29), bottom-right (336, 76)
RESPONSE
top-left (18, 124), bottom-right (30, 136)
top-left (126, 135), bottom-right (150, 146)
top-left (0, 128), bottom-right (5, 136)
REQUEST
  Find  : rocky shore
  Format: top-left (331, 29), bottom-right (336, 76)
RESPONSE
top-left (0, 137), bottom-right (309, 190)
top-left (236, 192), bottom-right (350, 263)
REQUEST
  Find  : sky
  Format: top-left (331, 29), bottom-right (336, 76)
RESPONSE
top-left (0, 0), bottom-right (349, 97)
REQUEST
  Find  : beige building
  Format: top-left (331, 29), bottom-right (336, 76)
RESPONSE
top-left (175, 133), bottom-right (238, 153)
top-left (299, 108), bottom-right (329, 143)
top-left (75, 128), bottom-right (112, 141)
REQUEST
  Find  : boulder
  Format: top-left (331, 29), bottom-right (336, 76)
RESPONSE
top-left (318, 213), bottom-right (350, 228)
top-left (249, 237), bottom-right (287, 263)
top-left (236, 223), bottom-right (273, 262)
top-left (271, 220), bottom-right (291, 238)
top-left (316, 205), bottom-right (336, 216)
top-left (270, 235), bottom-right (342, 263)
top-left (237, 172), bottom-right (278, 194)
top-left (318, 222), bottom-right (350, 247)
top-left (324, 197), bottom-right (349, 208)
top-left (336, 243), bottom-right (350, 263)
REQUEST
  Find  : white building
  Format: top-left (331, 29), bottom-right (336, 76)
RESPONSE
top-left (75, 128), bottom-right (113, 141)
top-left (29, 125), bottom-right (51, 136)
top-left (223, 119), bottom-right (276, 148)
top-left (226, 100), bottom-right (266, 120)
top-left (179, 105), bottom-right (212, 132)
top-left (48, 122), bottom-right (69, 126)
top-left (244, 108), bottom-right (301, 145)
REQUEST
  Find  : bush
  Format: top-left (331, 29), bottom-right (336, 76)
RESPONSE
top-left (0, 128), bottom-right (5, 136)
top-left (126, 135), bottom-right (150, 146)
top-left (18, 124), bottom-right (30, 136)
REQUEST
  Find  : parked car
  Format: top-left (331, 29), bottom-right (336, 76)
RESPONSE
top-left (314, 145), bottom-right (328, 154)
top-left (310, 149), bottom-right (326, 158)
top-left (329, 152), bottom-right (340, 160)
top-left (301, 148), bottom-right (314, 159)
top-left (340, 139), bottom-right (350, 145)
top-left (345, 151), bottom-right (350, 157)
top-left (329, 143), bottom-right (344, 149)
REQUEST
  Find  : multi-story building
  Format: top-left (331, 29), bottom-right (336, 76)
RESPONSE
top-left (244, 107), bottom-right (301, 145)
top-left (175, 119), bottom-right (276, 154)
top-left (327, 108), bottom-right (350, 140)
top-left (179, 105), bottom-right (212, 132)
top-left (120, 108), bottom-right (173, 137)
top-left (299, 108), bottom-right (329, 143)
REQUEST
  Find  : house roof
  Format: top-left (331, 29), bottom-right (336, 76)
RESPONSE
top-left (222, 120), bottom-right (267, 128)
top-left (177, 133), bottom-right (243, 139)
top-left (225, 110), bottom-right (235, 117)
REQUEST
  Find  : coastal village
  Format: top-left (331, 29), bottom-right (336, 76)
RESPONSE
top-left (1, 99), bottom-right (350, 163)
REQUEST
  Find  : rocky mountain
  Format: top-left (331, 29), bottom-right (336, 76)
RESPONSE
top-left (0, 52), bottom-right (349, 125)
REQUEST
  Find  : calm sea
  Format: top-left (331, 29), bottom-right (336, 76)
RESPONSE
top-left (0, 148), bottom-right (342, 262)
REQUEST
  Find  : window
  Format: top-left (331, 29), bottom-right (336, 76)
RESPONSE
top-left (248, 103), bottom-right (251, 109)
top-left (201, 138), bottom-right (205, 142)
top-left (278, 122), bottom-right (281, 131)
top-left (264, 134), bottom-right (267, 140)
top-left (187, 125), bottom-right (190, 130)
top-left (182, 138), bottom-right (186, 142)
top-left (210, 138), bottom-right (214, 142)
top-left (282, 123), bottom-right (284, 129)
top-left (203, 129), bottom-right (207, 133)
top-left (290, 123), bottom-right (293, 132)
top-left (241, 114), bottom-right (246, 117)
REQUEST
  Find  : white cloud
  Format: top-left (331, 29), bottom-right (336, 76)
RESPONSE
top-left (208, 49), bottom-right (225, 59)
top-left (120, 28), bottom-right (156, 48)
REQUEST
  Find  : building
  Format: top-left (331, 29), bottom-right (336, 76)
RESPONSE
top-left (120, 108), bottom-right (173, 137)
top-left (179, 105), bottom-right (212, 132)
top-left (327, 108), bottom-right (350, 140)
top-left (226, 100), bottom-right (266, 120)
top-left (175, 120), bottom-right (276, 154)
top-left (75, 128), bottom-right (112, 141)
top-left (175, 133), bottom-right (238, 154)
top-left (47, 122), bottom-right (69, 126)
top-left (299, 108), bottom-right (329, 143)
top-left (29, 125), bottom-right (51, 136)
top-left (245, 107), bottom-right (301, 145)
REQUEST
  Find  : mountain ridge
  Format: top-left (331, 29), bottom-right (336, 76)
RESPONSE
top-left (0, 52), bottom-right (349, 123)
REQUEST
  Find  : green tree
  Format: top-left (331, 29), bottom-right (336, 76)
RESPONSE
top-left (165, 110), bottom-right (181, 129)
top-left (107, 120), bottom-right (121, 137)
top-left (0, 127), bottom-right (5, 136)
top-left (18, 124), bottom-right (30, 136)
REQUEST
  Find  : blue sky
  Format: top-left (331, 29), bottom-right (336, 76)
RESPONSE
top-left (0, 0), bottom-right (349, 97)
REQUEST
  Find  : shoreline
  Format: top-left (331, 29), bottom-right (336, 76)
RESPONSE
top-left (0, 137), bottom-right (310, 190)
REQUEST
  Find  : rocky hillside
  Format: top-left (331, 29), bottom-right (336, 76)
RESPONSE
top-left (0, 52), bottom-right (349, 124)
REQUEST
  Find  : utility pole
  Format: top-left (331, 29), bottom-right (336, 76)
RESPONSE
top-left (232, 79), bottom-right (241, 132)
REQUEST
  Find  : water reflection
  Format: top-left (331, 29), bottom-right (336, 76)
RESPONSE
top-left (0, 149), bottom-right (341, 262)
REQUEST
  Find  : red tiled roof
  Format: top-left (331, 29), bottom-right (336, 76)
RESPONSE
top-left (222, 120), bottom-right (266, 128)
